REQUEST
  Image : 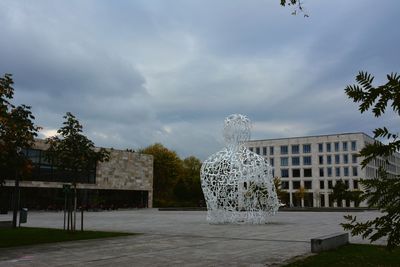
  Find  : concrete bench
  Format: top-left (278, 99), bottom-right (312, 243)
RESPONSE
top-left (311, 233), bottom-right (349, 253)
top-left (0, 220), bottom-right (12, 228)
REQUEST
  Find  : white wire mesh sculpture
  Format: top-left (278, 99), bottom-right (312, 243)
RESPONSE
top-left (200, 114), bottom-right (280, 224)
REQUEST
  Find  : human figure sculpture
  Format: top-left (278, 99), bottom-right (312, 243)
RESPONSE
top-left (200, 114), bottom-right (279, 224)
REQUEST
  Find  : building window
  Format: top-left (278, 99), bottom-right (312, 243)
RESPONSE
top-left (249, 147), bottom-right (253, 152)
top-left (343, 141), bottom-right (348, 151)
top-left (292, 169), bottom-right (301, 177)
top-left (343, 154), bottom-right (349, 164)
top-left (335, 167), bottom-right (340, 177)
top-left (303, 144), bottom-right (311, 153)
top-left (318, 143), bottom-right (323, 153)
top-left (270, 146), bottom-right (274, 155)
top-left (352, 166), bottom-right (358, 176)
top-left (334, 142), bottom-right (340, 152)
top-left (304, 181), bottom-right (312, 189)
top-left (320, 180), bottom-right (325, 189)
top-left (351, 141), bottom-right (357, 151)
top-left (327, 167), bottom-right (332, 177)
top-left (281, 157), bottom-right (289, 166)
top-left (303, 156), bottom-right (312, 165)
top-left (281, 181), bottom-right (289, 189)
top-left (292, 157), bottom-right (300, 166)
top-left (344, 167), bottom-right (349, 176)
top-left (304, 168), bottom-right (312, 177)
top-left (269, 158), bottom-right (274, 166)
top-left (352, 154), bottom-right (357, 164)
top-left (326, 143), bottom-right (331, 152)
top-left (256, 147), bottom-right (260, 155)
top-left (344, 180), bottom-right (349, 188)
top-left (281, 169), bottom-right (289, 178)
top-left (291, 145), bottom-right (299, 154)
top-left (335, 154), bottom-right (340, 164)
top-left (280, 145), bottom-right (288, 155)
top-left (328, 180), bottom-right (333, 189)
top-left (319, 168), bottom-right (324, 177)
top-left (327, 155), bottom-right (332, 165)
top-left (293, 181), bottom-right (300, 189)
top-left (319, 156), bottom-right (324, 165)
top-left (353, 180), bottom-right (359, 189)
top-left (263, 147), bottom-right (267, 156)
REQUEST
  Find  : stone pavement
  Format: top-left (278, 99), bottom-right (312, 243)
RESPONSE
top-left (0, 210), bottom-right (383, 266)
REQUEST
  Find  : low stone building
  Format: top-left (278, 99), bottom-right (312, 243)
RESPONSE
top-left (2, 140), bottom-right (153, 210)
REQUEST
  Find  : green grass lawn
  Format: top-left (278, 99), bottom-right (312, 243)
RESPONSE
top-left (285, 244), bottom-right (400, 267)
top-left (0, 227), bottom-right (134, 248)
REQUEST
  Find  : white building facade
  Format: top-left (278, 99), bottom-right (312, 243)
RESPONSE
top-left (245, 132), bottom-right (400, 208)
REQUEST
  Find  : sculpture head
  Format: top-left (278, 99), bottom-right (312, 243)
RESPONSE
top-left (223, 114), bottom-right (251, 146)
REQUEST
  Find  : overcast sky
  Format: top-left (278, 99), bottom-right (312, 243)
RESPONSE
top-left (1, 0), bottom-right (399, 160)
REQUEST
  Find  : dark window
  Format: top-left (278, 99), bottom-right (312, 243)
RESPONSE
top-left (334, 142), bottom-right (340, 152)
top-left (249, 147), bottom-right (253, 152)
top-left (303, 144), bottom-right (311, 153)
top-left (280, 145), bottom-right (288, 155)
top-left (304, 181), bottom-right (312, 189)
top-left (320, 180), bottom-right (325, 189)
top-left (256, 147), bottom-right (260, 155)
top-left (263, 147), bottom-right (267, 156)
top-left (335, 167), bottom-right (340, 177)
top-left (327, 155), bottom-right (332, 165)
top-left (343, 154), bottom-right (349, 164)
top-left (318, 143), bottom-right (323, 153)
top-left (303, 156), bottom-right (312, 165)
top-left (352, 166), bottom-right (358, 176)
top-left (281, 157), bottom-right (289, 166)
top-left (269, 158), bottom-right (274, 166)
top-left (353, 180), bottom-right (359, 189)
top-left (292, 157), bottom-right (300, 166)
top-left (281, 181), bottom-right (289, 189)
top-left (281, 169), bottom-right (289, 178)
top-left (291, 145), bottom-right (299, 154)
top-left (343, 141), bottom-right (348, 151)
top-left (319, 168), bottom-right (324, 177)
top-left (304, 168), bottom-right (312, 177)
top-left (326, 143), bottom-right (331, 152)
top-left (344, 180), bottom-right (349, 188)
top-left (319, 156), bottom-right (324, 165)
top-left (293, 181), bottom-right (300, 189)
top-left (352, 154), bottom-right (357, 164)
top-left (327, 167), bottom-right (332, 177)
top-left (328, 180), bottom-right (333, 189)
top-left (351, 141), bottom-right (357, 151)
top-left (292, 169), bottom-right (301, 177)
top-left (270, 146), bottom-right (274, 155)
top-left (344, 167), bottom-right (349, 176)
top-left (335, 154), bottom-right (340, 164)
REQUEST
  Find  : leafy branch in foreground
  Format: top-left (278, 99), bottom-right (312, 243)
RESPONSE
top-left (342, 71), bottom-right (400, 250)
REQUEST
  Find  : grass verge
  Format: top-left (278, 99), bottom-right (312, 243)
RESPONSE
top-left (0, 227), bottom-right (134, 248)
top-left (285, 244), bottom-right (400, 267)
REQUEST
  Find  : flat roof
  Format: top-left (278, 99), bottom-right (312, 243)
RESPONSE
top-left (246, 132), bottom-right (374, 143)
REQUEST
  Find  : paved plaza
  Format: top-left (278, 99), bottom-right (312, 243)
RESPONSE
top-left (0, 209), bottom-right (383, 266)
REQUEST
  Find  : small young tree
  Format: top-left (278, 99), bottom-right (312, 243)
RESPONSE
top-left (0, 73), bottom-right (40, 227)
top-left (341, 71), bottom-right (400, 249)
top-left (47, 112), bottom-right (109, 231)
top-left (332, 180), bottom-right (349, 207)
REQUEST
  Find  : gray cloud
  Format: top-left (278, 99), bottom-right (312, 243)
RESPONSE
top-left (0, 0), bottom-right (399, 160)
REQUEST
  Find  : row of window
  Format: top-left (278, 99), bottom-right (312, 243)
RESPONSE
top-left (318, 141), bottom-right (357, 153)
top-left (249, 140), bottom-right (358, 156)
top-left (281, 179), bottom-right (359, 190)
top-left (280, 166), bottom-right (358, 178)
top-left (269, 154), bottom-right (358, 167)
top-left (318, 154), bottom-right (358, 165)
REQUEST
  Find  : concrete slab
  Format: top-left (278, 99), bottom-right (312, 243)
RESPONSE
top-left (0, 210), bottom-right (385, 266)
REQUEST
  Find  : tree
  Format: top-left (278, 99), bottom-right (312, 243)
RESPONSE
top-left (139, 143), bottom-right (183, 207)
top-left (342, 71), bottom-right (400, 249)
top-left (332, 180), bottom-right (349, 207)
top-left (294, 186), bottom-right (306, 207)
top-left (0, 73), bottom-right (40, 227)
top-left (280, 0), bottom-right (309, 17)
top-left (46, 112), bottom-right (109, 231)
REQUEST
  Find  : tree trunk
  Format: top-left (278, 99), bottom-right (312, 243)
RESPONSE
top-left (12, 170), bottom-right (20, 228)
